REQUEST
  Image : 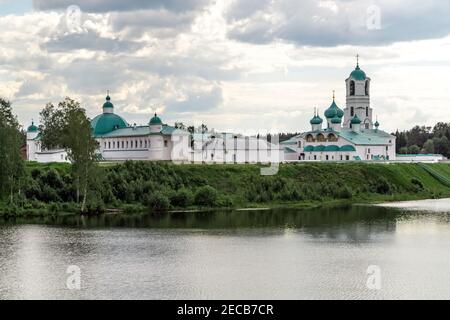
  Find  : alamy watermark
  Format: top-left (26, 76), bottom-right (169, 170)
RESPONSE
top-left (366, 265), bottom-right (381, 290)
top-left (66, 265), bottom-right (81, 290)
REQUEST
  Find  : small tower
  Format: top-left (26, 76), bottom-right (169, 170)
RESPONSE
top-left (26, 120), bottom-right (39, 161)
top-left (310, 108), bottom-right (323, 131)
top-left (343, 55), bottom-right (373, 129)
top-left (102, 91), bottom-right (114, 114)
top-left (149, 113), bottom-right (163, 133)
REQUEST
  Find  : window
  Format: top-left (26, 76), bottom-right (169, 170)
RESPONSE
top-left (164, 140), bottom-right (168, 147)
top-left (113, 141), bottom-right (115, 149)
top-left (145, 140), bottom-right (147, 148)
top-left (108, 142), bottom-right (111, 149)
top-left (122, 141), bottom-right (124, 149)
top-left (326, 155), bottom-right (329, 161)
top-left (367, 154), bottom-right (370, 160)
top-left (126, 141), bottom-right (129, 148)
top-left (104, 142), bottom-right (106, 149)
top-left (140, 140), bottom-right (142, 148)
top-left (365, 123), bottom-right (369, 129)
top-left (368, 148), bottom-right (371, 153)
top-left (340, 155), bottom-right (343, 161)
top-left (148, 140), bottom-right (151, 148)
top-left (314, 155), bottom-right (317, 160)
top-left (306, 134), bottom-right (314, 142)
top-left (346, 155), bottom-right (350, 161)
top-left (298, 141), bottom-right (302, 148)
top-left (328, 134), bottom-right (338, 142)
top-left (366, 107), bottom-right (369, 117)
top-left (350, 107), bottom-right (354, 116)
top-left (317, 134), bottom-right (325, 142)
top-left (135, 140), bottom-right (138, 148)
top-left (350, 81), bottom-right (355, 96)
top-left (365, 81), bottom-right (369, 95)
top-left (386, 146), bottom-right (389, 152)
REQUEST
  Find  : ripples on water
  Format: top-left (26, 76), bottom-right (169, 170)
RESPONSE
top-left (1, 199), bottom-right (450, 300)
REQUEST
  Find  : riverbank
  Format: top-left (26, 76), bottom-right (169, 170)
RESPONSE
top-left (1, 162), bottom-right (450, 217)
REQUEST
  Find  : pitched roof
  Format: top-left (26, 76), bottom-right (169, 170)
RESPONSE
top-left (337, 128), bottom-right (394, 145)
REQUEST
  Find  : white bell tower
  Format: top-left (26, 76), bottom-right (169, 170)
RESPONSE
top-left (343, 55), bottom-right (373, 130)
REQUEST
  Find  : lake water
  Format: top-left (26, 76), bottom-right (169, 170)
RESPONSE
top-left (1, 199), bottom-right (450, 300)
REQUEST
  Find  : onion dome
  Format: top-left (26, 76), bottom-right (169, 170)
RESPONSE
top-left (324, 93), bottom-right (344, 119)
top-left (350, 114), bottom-right (361, 124)
top-left (374, 120), bottom-right (380, 128)
top-left (350, 55), bottom-right (366, 81)
top-left (27, 121), bottom-right (38, 132)
top-left (102, 94), bottom-right (114, 110)
top-left (310, 114), bottom-right (323, 125)
top-left (331, 116), bottom-right (341, 124)
top-left (149, 113), bottom-right (162, 125)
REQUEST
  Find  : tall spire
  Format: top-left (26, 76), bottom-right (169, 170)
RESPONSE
top-left (356, 54), bottom-right (360, 69)
top-left (332, 90), bottom-right (335, 101)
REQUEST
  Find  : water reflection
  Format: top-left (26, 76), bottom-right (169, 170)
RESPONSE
top-left (1, 199), bottom-right (450, 299)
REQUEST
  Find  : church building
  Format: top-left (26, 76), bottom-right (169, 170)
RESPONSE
top-left (282, 57), bottom-right (397, 161)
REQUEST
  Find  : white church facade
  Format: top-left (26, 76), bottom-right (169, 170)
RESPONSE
top-left (282, 59), bottom-right (397, 162)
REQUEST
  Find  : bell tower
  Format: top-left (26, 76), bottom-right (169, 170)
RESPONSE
top-left (343, 55), bottom-right (373, 129)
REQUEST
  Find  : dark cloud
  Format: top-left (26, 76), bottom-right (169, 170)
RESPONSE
top-left (226, 0), bottom-right (450, 46)
top-left (32, 0), bottom-right (209, 13)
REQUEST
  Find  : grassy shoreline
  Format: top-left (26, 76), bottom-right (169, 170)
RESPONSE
top-left (1, 162), bottom-right (450, 218)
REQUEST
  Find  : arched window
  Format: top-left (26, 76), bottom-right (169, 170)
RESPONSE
top-left (317, 134), bottom-right (325, 142)
top-left (328, 133), bottom-right (338, 142)
top-left (306, 134), bottom-right (314, 142)
top-left (365, 81), bottom-right (369, 95)
top-left (350, 81), bottom-right (355, 96)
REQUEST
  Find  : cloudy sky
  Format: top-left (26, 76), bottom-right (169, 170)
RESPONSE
top-left (1, 0), bottom-right (450, 134)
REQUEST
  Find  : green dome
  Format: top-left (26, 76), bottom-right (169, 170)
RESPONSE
top-left (331, 116), bottom-right (341, 124)
top-left (103, 95), bottom-right (114, 110)
top-left (27, 121), bottom-right (38, 132)
top-left (350, 65), bottom-right (366, 81)
top-left (310, 115), bottom-right (323, 125)
top-left (350, 115), bottom-right (361, 124)
top-left (149, 113), bottom-right (162, 125)
top-left (91, 113), bottom-right (128, 136)
top-left (374, 120), bottom-right (380, 127)
top-left (324, 100), bottom-right (344, 119)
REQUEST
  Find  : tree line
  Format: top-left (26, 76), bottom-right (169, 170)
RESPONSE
top-left (393, 123), bottom-right (450, 157)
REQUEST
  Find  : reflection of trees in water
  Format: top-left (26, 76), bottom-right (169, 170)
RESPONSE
top-left (1, 205), bottom-right (400, 241)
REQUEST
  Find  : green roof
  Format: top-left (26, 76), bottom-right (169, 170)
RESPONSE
top-left (340, 145), bottom-right (356, 152)
top-left (337, 128), bottom-right (393, 145)
top-left (324, 145), bottom-right (340, 151)
top-left (304, 145), bottom-right (314, 152)
top-left (350, 115), bottom-right (361, 124)
top-left (324, 99), bottom-right (344, 119)
top-left (96, 124), bottom-right (183, 138)
top-left (91, 113), bottom-right (128, 136)
top-left (331, 116), bottom-right (341, 124)
top-left (103, 95), bottom-right (114, 109)
top-left (149, 113), bottom-right (162, 125)
top-left (27, 121), bottom-right (38, 132)
top-left (310, 115), bottom-right (323, 125)
top-left (350, 65), bottom-right (366, 81)
top-left (313, 145), bottom-right (326, 152)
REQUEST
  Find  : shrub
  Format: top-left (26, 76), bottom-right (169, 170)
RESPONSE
top-left (169, 188), bottom-right (193, 207)
top-left (338, 186), bottom-right (353, 199)
top-left (194, 185), bottom-right (218, 206)
top-left (411, 177), bottom-right (424, 191)
top-left (216, 195), bottom-right (234, 207)
top-left (145, 191), bottom-right (170, 211)
top-left (373, 177), bottom-right (391, 194)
